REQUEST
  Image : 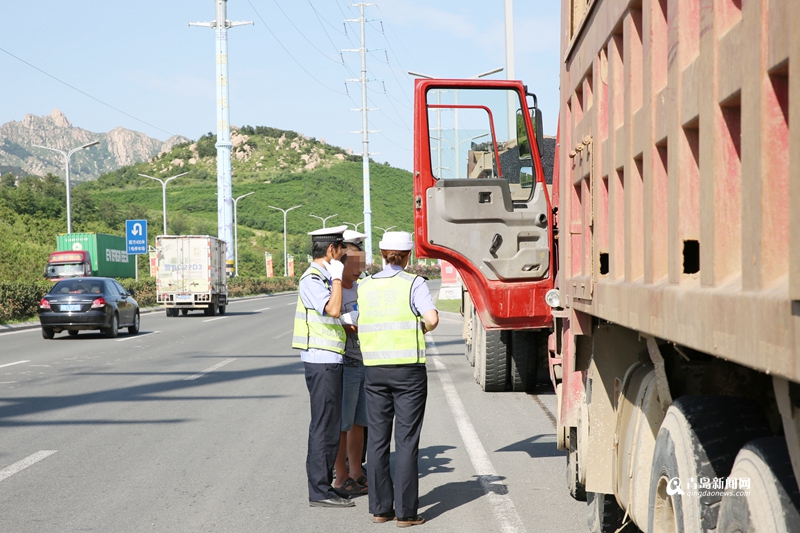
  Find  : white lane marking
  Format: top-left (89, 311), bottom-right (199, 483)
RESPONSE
top-left (202, 317), bottom-right (227, 323)
top-left (254, 307), bottom-right (271, 312)
top-left (0, 451), bottom-right (58, 482)
top-left (0, 329), bottom-right (38, 337)
top-left (115, 331), bottom-right (161, 342)
top-left (286, 303), bottom-right (295, 306)
top-left (272, 330), bottom-right (292, 339)
top-left (183, 358), bottom-right (236, 381)
top-left (429, 340), bottom-right (528, 533)
top-left (0, 361), bottom-right (30, 369)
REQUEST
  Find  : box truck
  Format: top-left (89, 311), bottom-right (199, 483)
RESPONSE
top-left (45, 233), bottom-right (135, 281)
top-left (156, 235), bottom-right (228, 316)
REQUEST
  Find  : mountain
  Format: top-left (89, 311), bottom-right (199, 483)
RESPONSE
top-left (0, 109), bottom-right (189, 182)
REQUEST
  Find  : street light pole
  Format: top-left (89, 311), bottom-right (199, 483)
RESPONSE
top-left (269, 204), bottom-right (302, 276)
top-left (309, 213), bottom-right (338, 228)
top-left (343, 221), bottom-right (364, 231)
top-left (233, 191), bottom-right (255, 277)
top-left (33, 140), bottom-right (100, 233)
top-left (138, 172), bottom-right (189, 235)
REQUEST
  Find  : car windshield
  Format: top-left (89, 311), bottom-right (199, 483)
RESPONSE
top-left (50, 280), bottom-right (105, 295)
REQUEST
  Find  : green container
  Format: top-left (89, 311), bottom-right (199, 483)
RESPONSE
top-left (56, 233), bottom-right (136, 279)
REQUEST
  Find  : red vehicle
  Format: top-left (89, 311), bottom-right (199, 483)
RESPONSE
top-left (44, 251), bottom-right (93, 281)
top-left (412, 0), bottom-right (798, 528)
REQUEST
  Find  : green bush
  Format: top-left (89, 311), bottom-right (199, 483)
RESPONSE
top-left (0, 281), bottom-right (52, 323)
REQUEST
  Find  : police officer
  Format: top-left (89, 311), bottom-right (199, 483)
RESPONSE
top-left (292, 225), bottom-right (355, 508)
top-left (358, 231), bottom-right (439, 526)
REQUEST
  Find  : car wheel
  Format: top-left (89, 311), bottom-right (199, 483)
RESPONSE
top-left (105, 314), bottom-right (119, 339)
top-left (42, 326), bottom-right (55, 340)
top-left (128, 312), bottom-right (140, 335)
top-left (68, 329), bottom-right (79, 337)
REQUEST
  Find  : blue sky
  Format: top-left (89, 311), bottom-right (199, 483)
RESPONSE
top-left (0, 1), bottom-right (560, 171)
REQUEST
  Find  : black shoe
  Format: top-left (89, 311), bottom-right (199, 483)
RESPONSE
top-left (309, 495), bottom-right (356, 508)
top-left (331, 485), bottom-right (353, 499)
top-left (397, 515), bottom-right (425, 527)
top-left (372, 511), bottom-right (396, 523)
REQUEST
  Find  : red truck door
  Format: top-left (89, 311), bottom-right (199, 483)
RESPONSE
top-left (413, 79), bottom-right (554, 329)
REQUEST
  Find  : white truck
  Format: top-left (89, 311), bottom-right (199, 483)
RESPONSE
top-left (156, 235), bottom-right (228, 317)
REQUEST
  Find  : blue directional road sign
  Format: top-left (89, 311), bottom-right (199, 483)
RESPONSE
top-left (126, 219), bottom-right (148, 255)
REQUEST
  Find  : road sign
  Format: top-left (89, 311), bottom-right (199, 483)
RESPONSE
top-left (126, 220), bottom-right (148, 255)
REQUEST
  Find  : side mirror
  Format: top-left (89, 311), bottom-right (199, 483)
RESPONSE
top-left (128, 289), bottom-right (136, 297)
top-left (532, 106), bottom-right (544, 155)
top-left (516, 109), bottom-right (531, 159)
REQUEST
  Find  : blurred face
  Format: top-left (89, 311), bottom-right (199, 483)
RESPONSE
top-left (343, 249), bottom-right (366, 283)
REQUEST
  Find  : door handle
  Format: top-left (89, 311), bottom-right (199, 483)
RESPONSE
top-left (489, 234), bottom-right (503, 258)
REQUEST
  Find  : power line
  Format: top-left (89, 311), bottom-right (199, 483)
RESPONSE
top-left (0, 45), bottom-right (176, 137)
top-left (306, 0), bottom-right (346, 34)
top-left (246, 0), bottom-right (347, 95)
top-left (268, 0), bottom-right (340, 63)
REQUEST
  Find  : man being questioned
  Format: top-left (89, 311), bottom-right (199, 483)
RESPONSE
top-left (292, 225), bottom-right (354, 508)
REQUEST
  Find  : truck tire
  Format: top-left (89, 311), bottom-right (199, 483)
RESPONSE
top-left (716, 437), bottom-right (800, 533)
top-left (68, 330), bottom-right (79, 337)
top-left (105, 314), bottom-right (119, 339)
top-left (481, 330), bottom-right (509, 392)
top-left (218, 305), bottom-right (226, 315)
top-left (648, 396), bottom-right (771, 533)
top-left (181, 309), bottom-right (188, 316)
top-left (204, 299), bottom-right (218, 316)
top-left (42, 326), bottom-right (55, 340)
top-left (510, 331), bottom-right (537, 392)
top-left (165, 308), bottom-right (175, 317)
top-left (588, 492), bottom-right (639, 533)
top-left (568, 427), bottom-right (586, 501)
top-left (464, 305), bottom-right (474, 364)
top-left (474, 322), bottom-right (485, 383)
top-left (467, 308), bottom-right (478, 367)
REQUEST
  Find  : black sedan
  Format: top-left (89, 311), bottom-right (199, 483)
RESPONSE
top-left (39, 277), bottom-right (140, 339)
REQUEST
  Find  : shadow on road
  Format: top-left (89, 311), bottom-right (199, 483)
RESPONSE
top-left (419, 475), bottom-right (507, 521)
top-left (495, 433), bottom-right (564, 458)
top-left (0, 358), bottom-right (301, 427)
top-left (419, 445), bottom-right (456, 478)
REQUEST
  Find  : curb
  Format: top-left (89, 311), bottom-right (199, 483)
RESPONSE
top-left (0, 290), bottom-right (299, 334)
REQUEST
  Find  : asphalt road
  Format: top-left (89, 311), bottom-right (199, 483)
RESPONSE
top-left (0, 284), bottom-right (588, 532)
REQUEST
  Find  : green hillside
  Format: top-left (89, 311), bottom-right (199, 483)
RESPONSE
top-left (0, 126), bottom-right (413, 281)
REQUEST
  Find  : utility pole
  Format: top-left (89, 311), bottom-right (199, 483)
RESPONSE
top-left (190, 0), bottom-right (252, 276)
top-left (343, 3), bottom-right (379, 264)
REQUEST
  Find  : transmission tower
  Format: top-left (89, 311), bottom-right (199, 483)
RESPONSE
top-left (190, 1), bottom-right (252, 273)
top-left (343, 3), bottom-right (380, 264)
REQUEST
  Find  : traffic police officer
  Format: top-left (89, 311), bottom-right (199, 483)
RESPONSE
top-left (292, 224), bottom-right (355, 508)
top-left (358, 231), bottom-right (439, 526)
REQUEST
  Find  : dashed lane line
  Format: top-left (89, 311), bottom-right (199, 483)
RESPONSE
top-left (115, 331), bottom-right (161, 342)
top-left (272, 330), bottom-right (292, 339)
top-left (0, 451), bottom-right (58, 483)
top-left (183, 358), bottom-right (236, 381)
top-left (0, 361), bottom-right (30, 369)
top-left (254, 307), bottom-right (271, 312)
top-left (202, 317), bottom-right (227, 323)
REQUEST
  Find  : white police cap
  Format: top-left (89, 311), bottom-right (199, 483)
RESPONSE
top-left (308, 224), bottom-right (348, 243)
top-left (379, 231), bottom-right (414, 251)
top-left (343, 230), bottom-right (367, 244)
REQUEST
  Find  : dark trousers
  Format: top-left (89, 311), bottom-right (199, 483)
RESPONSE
top-left (304, 362), bottom-right (343, 501)
top-left (365, 365), bottom-right (428, 518)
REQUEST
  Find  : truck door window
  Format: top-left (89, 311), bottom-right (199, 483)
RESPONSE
top-left (426, 87), bottom-right (537, 202)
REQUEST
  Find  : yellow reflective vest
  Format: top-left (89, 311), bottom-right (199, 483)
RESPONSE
top-left (357, 270), bottom-right (426, 366)
top-left (292, 264), bottom-right (346, 354)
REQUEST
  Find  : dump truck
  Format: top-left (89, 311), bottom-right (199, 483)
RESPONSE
top-left (411, 0), bottom-right (799, 530)
top-left (44, 233), bottom-right (135, 281)
top-left (155, 235), bottom-right (228, 317)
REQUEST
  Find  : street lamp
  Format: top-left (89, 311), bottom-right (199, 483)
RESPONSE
top-left (309, 213), bottom-right (338, 228)
top-left (138, 172), bottom-right (189, 235)
top-left (33, 140), bottom-right (100, 233)
top-left (344, 221), bottom-right (364, 231)
top-left (269, 204), bottom-right (302, 276)
top-left (376, 225), bottom-right (396, 234)
top-left (233, 191), bottom-right (255, 277)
